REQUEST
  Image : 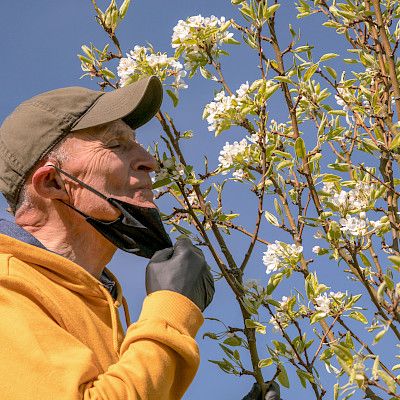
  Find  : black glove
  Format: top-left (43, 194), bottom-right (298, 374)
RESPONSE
top-left (145, 238), bottom-right (215, 311)
top-left (242, 381), bottom-right (281, 400)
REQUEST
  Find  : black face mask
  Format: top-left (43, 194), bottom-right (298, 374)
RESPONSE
top-left (53, 166), bottom-right (172, 259)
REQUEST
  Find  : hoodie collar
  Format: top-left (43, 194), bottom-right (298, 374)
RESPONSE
top-left (0, 218), bottom-right (118, 299)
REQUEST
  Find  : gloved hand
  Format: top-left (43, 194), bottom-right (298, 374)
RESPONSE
top-left (145, 238), bottom-right (215, 311)
top-left (242, 381), bottom-right (281, 400)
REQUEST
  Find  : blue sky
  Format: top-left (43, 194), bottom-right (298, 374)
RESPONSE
top-left (0, 1), bottom-right (394, 399)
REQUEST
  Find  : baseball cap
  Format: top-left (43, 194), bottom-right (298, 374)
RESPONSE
top-left (0, 76), bottom-right (163, 212)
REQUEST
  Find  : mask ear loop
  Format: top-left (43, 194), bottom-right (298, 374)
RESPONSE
top-left (46, 164), bottom-right (112, 218)
top-left (50, 165), bottom-right (109, 201)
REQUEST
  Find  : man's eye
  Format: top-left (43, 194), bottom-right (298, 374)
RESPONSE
top-left (107, 142), bottom-right (121, 149)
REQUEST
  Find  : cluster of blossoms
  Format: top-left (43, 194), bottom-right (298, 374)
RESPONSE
top-left (217, 136), bottom-right (260, 179)
top-left (186, 190), bottom-right (199, 207)
top-left (320, 181), bottom-right (389, 239)
top-left (339, 213), bottom-right (388, 237)
top-left (117, 45), bottom-right (187, 91)
top-left (203, 82), bottom-right (256, 134)
top-left (171, 15), bottom-right (236, 73)
top-left (314, 291), bottom-right (345, 315)
top-left (262, 241), bottom-right (303, 274)
top-left (152, 157), bottom-right (185, 188)
top-left (269, 296), bottom-right (307, 332)
top-left (269, 119), bottom-right (288, 134)
top-left (321, 181), bottom-right (378, 214)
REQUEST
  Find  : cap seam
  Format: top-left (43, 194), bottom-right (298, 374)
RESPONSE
top-left (0, 137), bottom-right (24, 171)
top-left (27, 100), bottom-right (78, 121)
top-left (70, 91), bottom-right (105, 130)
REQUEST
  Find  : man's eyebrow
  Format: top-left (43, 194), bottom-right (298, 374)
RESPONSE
top-left (102, 128), bottom-right (136, 141)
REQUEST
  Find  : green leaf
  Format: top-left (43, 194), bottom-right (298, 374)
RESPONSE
top-left (328, 109), bottom-right (347, 116)
top-left (118, 0), bottom-right (131, 19)
top-left (223, 336), bottom-right (242, 346)
top-left (152, 177), bottom-right (171, 189)
top-left (332, 344), bottom-right (353, 364)
top-left (266, 4), bottom-right (281, 18)
top-left (276, 160), bottom-right (294, 170)
top-left (325, 66), bottom-right (337, 80)
top-left (320, 348), bottom-right (333, 361)
top-left (372, 355), bottom-right (380, 380)
top-left (377, 282), bottom-right (387, 303)
top-left (303, 63), bottom-right (319, 82)
top-left (274, 75), bottom-right (292, 84)
top-left (264, 210), bottom-right (279, 226)
top-left (203, 332), bottom-right (218, 340)
top-left (296, 369), bottom-right (315, 388)
top-left (333, 383), bottom-right (339, 400)
top-left (294, 137), bottom-right (306, 158)
top-left (328, 163), bottom-right (350, 172)
top-left (390, 131), bottom-right (400, 150)
top-left (319, 53), bottom-right (339, 62)
top-left (209, 358), bottom-right (236, 374)
top-left (166, 89), bottom-right (179, 107)
top-left (373, 329), bottom-right (387, 344)
top-left (392, 363), bottom-right (400, 371)
top-left (258, 358), bottom-right (274, 368)
top-left (322, 174), bottom-right (341, 182)
top-left (100, 68), bottom-right (116, 79)
top-left (348, 311), bottom-right (368, 324)
top-left (360, 253), bottom-right (372, 267)
top-left (310, 311), bottom-right (327, 324)
top-left (388, 256), bottom-right (400, 266)
top-left (278, 365), bottom-right (290, 388)
top-left (378, 370), bottom-right (396, 393)
top-left (245, 319), bottom-right (266, 334)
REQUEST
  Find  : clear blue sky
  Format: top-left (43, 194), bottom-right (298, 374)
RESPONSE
top-left (0, 2), bottom-right (390, 399)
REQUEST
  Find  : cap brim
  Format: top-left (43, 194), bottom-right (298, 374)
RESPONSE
top-left (71, 76), bottom-right (163, 132)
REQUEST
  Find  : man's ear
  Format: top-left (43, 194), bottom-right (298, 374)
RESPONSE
top-left (31, 165), bottom-right (69, 201)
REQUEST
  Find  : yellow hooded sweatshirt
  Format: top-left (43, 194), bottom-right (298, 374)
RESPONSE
top-left (0, 224), bottom-right (203, 400)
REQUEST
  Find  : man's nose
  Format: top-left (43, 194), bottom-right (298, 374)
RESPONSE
top-left (131, 146), bottom-right (158, 172)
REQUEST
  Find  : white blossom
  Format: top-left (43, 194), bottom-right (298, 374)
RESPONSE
top-left (262, 241), bottom-right (303, 274)
top-left (312, 246), bottom-right (321, 254)
top-left (218, 139), bottom-right (249, 172)
top-left (172, 15), bottom-right (234, 52)
top-left (315, 291), bottom-right (344, 314)
top-left (117, 45), bottom-right (187, 90)
top-left (339, 215), bottom-right (368, 236)
top-left (153, 158), bottom-right (186, 186)
top-left (315, 294), bottom-right (331, 314)
top-left (321, 181), bottom-right (377, 213)
top-left (232, 168), bottom-right (245, 180)
top-left (187, 191), bottom-right (199, 207)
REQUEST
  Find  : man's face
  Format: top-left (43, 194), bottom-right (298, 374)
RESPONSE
top-left (58, 119), bottom-right (158, 221)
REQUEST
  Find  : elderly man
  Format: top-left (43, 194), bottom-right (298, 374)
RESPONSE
top-left (0, 76), bottom-right (282, 400)
top-left (0, 76), bottom-right (215, 399)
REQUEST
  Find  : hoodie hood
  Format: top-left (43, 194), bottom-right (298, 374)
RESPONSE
top-left (0, 218), bottom-right (120, 301)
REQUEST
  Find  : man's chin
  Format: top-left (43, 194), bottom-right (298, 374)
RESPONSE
top-left (126, 196), bottom-right (157, 209)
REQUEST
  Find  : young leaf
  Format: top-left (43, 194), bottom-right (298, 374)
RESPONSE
top-left (319, 53), bottom-right (339, 62)
top-left (278, 365), bottom-right (290, 388)
top-left (310, 311), bottom-right (326, 324)
top-left (294, 137), bottom-right (306, 159)
top-left (258, 358), bottom-right (274, 368)
top-left (118, 0), bottom-right (131, 19)
top-left (166, 89), bottom-right (179, 107)
top-left (264, 210), bottom-right (279, 226)
top-left (303, 63), bottom-right (319, 82)
top-left (348, 311), bottom-right (368, 324)
top-left (372, 355), bottom-right (380, 380)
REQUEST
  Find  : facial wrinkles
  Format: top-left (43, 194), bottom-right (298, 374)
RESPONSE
top-left (59, 120), bottom-right (153, 214)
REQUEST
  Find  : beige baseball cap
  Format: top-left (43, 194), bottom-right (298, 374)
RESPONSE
top-left (0, 76), bottom-right (163, 212)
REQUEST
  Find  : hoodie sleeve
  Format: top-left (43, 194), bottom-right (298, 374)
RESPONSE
top-left (0, 274), bottom-right (203, 400)
top-left (84, 290), bottom-right (204, 399)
